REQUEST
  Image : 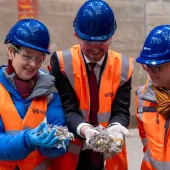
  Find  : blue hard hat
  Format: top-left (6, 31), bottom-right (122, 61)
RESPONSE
top-left (4, 19), bottom-right (50, 54)
top-left (73, 0), bottom-right (117, 41)
top-left (136, 25), bottom-right (170, 65)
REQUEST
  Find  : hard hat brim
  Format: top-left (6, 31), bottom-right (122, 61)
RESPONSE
top-left (136, 57), bottom-right (170, 65)
top-left (5, 36), bottom-right (50, 55)
top-left (75, 27), bottom-right (114, 41)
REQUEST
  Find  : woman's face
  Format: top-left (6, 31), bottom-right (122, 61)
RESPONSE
top-left (8, 46), bottom-right (46, 80)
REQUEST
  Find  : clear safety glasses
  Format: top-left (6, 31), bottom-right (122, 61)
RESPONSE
top-left (13, 46), bottom-right (45, 65)
top-left (146, 65), bottom-right (161, 74)
top-left (80, 38), bottom-right (112, 47)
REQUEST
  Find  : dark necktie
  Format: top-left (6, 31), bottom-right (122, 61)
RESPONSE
top-left (88, 63), bottom-right (103, 168)
top-left (88, 63), bottom-right (99, 126)
top-left (76, 62), bottom-right (103, 170)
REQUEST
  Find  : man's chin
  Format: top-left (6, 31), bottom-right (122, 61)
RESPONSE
top-left (89, 55), bottom-right (103, 62)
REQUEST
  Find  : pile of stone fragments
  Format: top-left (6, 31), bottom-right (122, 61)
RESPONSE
top-left (88, 126), bottom-right (123, 158)
top-left (38, 123), bottom-right (123, 156)
top-left (39, 124), bottom-right (74, 150)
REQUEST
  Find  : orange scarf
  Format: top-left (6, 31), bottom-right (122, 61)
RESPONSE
top-left (154, 87), bottom-right (170, 119)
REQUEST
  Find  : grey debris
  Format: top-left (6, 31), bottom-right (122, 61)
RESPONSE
top-left (88, 126), bottom-right (123, 158)
top-left (38, 124), bottom-right (74, 150)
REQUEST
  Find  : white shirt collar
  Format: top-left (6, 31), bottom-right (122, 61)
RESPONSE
top-left (83, 55), bottom-right (105, 66)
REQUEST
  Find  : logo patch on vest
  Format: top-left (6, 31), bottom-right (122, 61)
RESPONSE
top-left (32, 109), bottom-right (46, 114)
top-left (105, 92), bottom-right (114, 97)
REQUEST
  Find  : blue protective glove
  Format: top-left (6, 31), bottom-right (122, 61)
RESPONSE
top-left (61, 138), bottom-right (70, 147)
top-left (28, 122), bottom-right (59, 148)
top-left (40, 128), bottom-right (59, 148)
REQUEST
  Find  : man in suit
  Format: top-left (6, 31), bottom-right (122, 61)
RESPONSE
top-left (49, 0), bottom-right (133, 169)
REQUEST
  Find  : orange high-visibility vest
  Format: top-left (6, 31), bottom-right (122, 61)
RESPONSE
top-left (0, 83), bottom-right (52, 170)
top-left (52, 44), bottom-right (133, 170)
top-left (136, 78), bottom-right (170, 170)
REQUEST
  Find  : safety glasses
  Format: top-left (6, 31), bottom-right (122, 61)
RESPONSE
top-left (12, 46), bottom-right (45, 65)
top-left (80, 38), bottom-right (112, 47)
top-left (145, 65), bottom-right (161, 74)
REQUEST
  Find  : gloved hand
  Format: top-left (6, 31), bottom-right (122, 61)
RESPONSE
top-left (51, 137), bottom-right (70, 151)
top-left (61, 138), bottom-right (70, 147)
top-left (28, 122), bottom-right (59, 148)
top-left (107, 122), bottom-right (130, 147)
top-left (84, 127), bottom-right (99, 149)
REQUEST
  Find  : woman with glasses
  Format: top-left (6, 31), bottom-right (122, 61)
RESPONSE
top-left (136, 25), bottom-right (170, 170)
top-left (0, 19), bottom-right (69, 170)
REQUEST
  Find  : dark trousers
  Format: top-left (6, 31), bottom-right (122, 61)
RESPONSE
top-left (76, 150), bottom-right (104, 170)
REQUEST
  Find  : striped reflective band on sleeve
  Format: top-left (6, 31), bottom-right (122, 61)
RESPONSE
top-left (143, 149), bottom-right (170, 170)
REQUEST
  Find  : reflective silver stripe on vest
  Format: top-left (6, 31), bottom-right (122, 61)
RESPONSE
top-left (120, 55), bottom-right (131, 87)
top-left (141, 138), bottom-right (148, 147)
top-left (62, 50), bottom-right (74, 88)
top-left (80, 109), bottom-right (88, 121)
top-left (13, 158), bottom-right (50, 170)
top-left (136, 86), bottom-right (145, 121)
top-left (62, 51), bottom-right (89, 121)
top-left (143, 149), bottom-right (170, 170)
top-left (6, 130), bottom-right (20, 134)
top-left (33, 159), bottom-right (50, 170)
top-left (6, 127), bottom-right (33, 134)
top-left (136, 84), bottom-right (157, 120)
top-left (68, 143), bottom-right (81, 155)
top-left (98, 112), bottom-right (111, 124)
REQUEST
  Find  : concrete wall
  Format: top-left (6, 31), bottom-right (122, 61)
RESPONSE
top-left (0, 0), bottom-right (170, 126)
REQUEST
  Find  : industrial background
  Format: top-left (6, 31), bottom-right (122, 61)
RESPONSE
top-left (0, 0), bottom-right (170, 127)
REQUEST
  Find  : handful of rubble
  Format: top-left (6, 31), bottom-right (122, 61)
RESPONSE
top-left (88, 126), bottom-right (124, 158)
top-left (38, 124), bottom-right (74, 150)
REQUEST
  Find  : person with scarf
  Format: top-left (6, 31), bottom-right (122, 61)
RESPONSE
top-left (136, 25), bottom-right (170, 170)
